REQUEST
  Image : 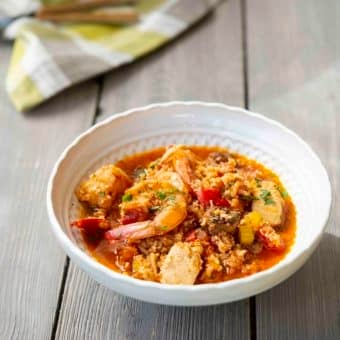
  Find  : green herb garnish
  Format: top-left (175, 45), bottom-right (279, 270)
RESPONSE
top-left (122, 193), bottom-right (133, 202)
top-left (156, 191), bottom-right (167, 200)
top-left (259, 190), bottom-right (275, 205)
top-left (281, 189), bottom-right (288, 198)
top-left (275, 185), bottom-right (289, 198)
top-left (255, 178), bottom-right (262, 187)
top-left (158, 225), bottom-right (168, 231)
top-left (99, 191), bottom-right (106, 197)
top-left (149, 160), bottom-right (160, 169)
top-left (240, 194), bottom-right (258, 202)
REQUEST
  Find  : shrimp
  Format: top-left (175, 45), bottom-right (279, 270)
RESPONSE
top-left (76, 164), bottom-right (132, 211)
top-left (155, 171), bottom-right (188, 194)
top-left (159, 145), bottom-right (231, 208)
top-left (159, 145), bottom-right (200, 190)
top-left (121, 171), bottom-right (187, 213)
top-left (105, 178), bottom-right (187, 241)
top-left (119, 171), bottom-right (188, 224)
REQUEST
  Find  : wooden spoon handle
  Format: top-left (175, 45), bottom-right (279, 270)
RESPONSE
top-left (36, 7), bottom-right (139, 24)
top-left (38, 0), bottom-right (137, 15)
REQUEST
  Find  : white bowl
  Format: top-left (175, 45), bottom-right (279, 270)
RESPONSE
top-left (47, 102), bottom-right (332, 306)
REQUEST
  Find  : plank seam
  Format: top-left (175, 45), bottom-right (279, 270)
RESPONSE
top-left (92, 77), bottom-right (104, 125)
top-left (249, 297), bottom-right (257, 340)
top-left (50, 257), bottom-right (70, 340)
top-left (241, 0), bottom-right (256, 339)
top-left (50, 77), bottom-right (103, 340)
top-left (241, 0), bottom-right (249, 110)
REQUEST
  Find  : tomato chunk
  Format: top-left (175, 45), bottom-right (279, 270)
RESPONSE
top-left (257, 226), bottom-right (285, 252)
top-left (197, 188), bottom-right (230, 207)
top-left (71, 217), bottom-right (108, 231)
top-left (215, 197), bottom-right (231, 208)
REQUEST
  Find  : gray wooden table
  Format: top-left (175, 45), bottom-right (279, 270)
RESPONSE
top-left (0, 0), bottom-right (338, 339)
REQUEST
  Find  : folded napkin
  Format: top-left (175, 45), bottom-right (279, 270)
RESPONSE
top-left (4, 0), bottom-right (219, 112)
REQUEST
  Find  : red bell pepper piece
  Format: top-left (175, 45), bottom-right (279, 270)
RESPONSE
top-left (71, 217), bottom-right (108, 232)
top-left (215, 197), bottom-right (231, 207)
top-left (196, 188), bottom-right (230, 207)
top-left (257, 226), bottom-right (285, 252)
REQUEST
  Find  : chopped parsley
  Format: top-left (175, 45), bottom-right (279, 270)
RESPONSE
top-left (99, 191), bottom-right (106, 197)
top-left (155, 189), bottom-right (180, 202)
top-left (275, 185), bottom-right (289, 198)
top-left (156, 191), bottom-right (167, 200)
top-left (240, 194), bottom-right (258, 202)
top-left (122, 193), bottom-right (133, 202)
top-left (259, 189), bottom-right (275, 205)
top-left (149, 160), bottom-right (160, 169)
top-left (158, 225), bottom-right (168, 231)
top-left (255, 178), bottom-right (262, 187)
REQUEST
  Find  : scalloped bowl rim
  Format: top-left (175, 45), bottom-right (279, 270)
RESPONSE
top-left (46, 101), bottom-right (332, 297)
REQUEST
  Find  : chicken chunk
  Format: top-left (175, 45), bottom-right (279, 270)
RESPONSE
top-left (76, 164), bottom-right (132, 210)
top-left (160, 242), bottom-right (203, 284)
top-left (252, 180), bottom-right (285, 226)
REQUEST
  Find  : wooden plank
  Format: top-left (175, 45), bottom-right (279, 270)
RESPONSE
top-left (98, 1), bottom-right (244, 113)
top-left (0, 44), bottom-right (98, 339)
top-left (55, 0), bottom-right (251, 339)
top-left (246, 0), bottom-right (339, 339)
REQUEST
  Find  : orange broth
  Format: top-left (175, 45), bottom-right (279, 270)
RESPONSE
top-left (80, 146), bottom-right (296, 283)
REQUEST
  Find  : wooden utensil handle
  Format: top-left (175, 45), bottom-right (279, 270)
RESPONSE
top-left (36, 8), bottom-right (139, 24)
top-left (38, 0), bottom-right (137, 15)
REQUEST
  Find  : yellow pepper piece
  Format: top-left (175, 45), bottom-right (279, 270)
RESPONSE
top-left (243, 211), bottom-right (263, 230)
top-left (239, 223), bottom-right (255, 245)
top-left (239, 211), bottom-right (263, 245)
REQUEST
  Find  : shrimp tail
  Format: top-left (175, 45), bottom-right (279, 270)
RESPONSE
top-left (104, 221), bottom-right (150, 240)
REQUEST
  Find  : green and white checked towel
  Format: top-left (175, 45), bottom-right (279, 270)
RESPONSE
top-left (3, 0), bottom-right (219, 112)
